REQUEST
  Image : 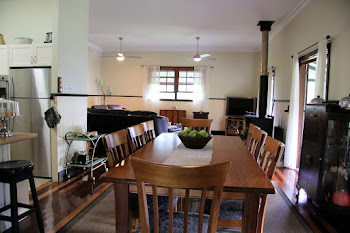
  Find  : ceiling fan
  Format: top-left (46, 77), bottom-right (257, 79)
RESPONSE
top-left (192, 37), bottom-right (216, 62)
top-left (103, 37), bottom-right (142, 61)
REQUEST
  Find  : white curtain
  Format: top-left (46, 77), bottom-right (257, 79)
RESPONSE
top-left (314, 38), bottom-right (327, 99)
top-left (143, 66), bottom-right (160, 113)
top-left (193, 67), bottom-right (210, 113)
top-left (284, 54), bottom-right (300, 169)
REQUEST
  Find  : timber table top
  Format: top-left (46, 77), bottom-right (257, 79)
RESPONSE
top-left (0, 132), bottom-right (38, 146)
top-left (101, 133), bottom-right (275, 194)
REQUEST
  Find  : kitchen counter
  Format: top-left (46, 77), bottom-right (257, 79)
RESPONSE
top-left (0, 132), bottom-right (38, 146)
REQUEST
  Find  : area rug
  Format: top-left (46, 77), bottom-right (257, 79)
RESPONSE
top-left (59, 182), bottom-right (313, 233)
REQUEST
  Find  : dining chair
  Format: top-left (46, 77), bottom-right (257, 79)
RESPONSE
top-left (245, 123), bottom-right (260, 149)
top-left (103, 129), bottom-right (139, 230)
top-left (142, 120), bottom-right (156, 143)
top-left (103, 129), bottom-right (131, 168)
top-left (103, 129), bottom-right (177, 232)
top-left (207, 136), bottom-right (285, 233)
top-left (131, 157), bottom-right (230, 233)
top-left (127, 124), bottom-right (147, 152)
top-left (250, 128), bottom-right (268, 161)
top-left (180, 118), bottom-right (213, 133)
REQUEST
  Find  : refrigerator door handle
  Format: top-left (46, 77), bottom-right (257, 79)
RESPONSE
top-left (10, 77), bottom-right (15, 99)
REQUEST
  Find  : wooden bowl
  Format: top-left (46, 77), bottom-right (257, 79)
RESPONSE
top-left (178, 135), bottom-right (212, 149)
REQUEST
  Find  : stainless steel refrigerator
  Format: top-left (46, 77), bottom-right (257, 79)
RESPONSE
top-left (9, 68), bottom-right (51, 178)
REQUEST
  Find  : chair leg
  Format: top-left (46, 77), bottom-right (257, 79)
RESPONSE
top-left (29, 177), bottom-right (45, 233)
top-left (10, 182), bottom-right (19, 233)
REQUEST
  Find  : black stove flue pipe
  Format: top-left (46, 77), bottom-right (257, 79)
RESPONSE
top-left (257, 21), bottom-right (274, 118)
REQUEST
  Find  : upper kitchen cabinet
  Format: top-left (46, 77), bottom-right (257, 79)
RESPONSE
top-left (9, 43), bottom-right (52, 67)
top-left (0, 45), bottom-right (9, 75)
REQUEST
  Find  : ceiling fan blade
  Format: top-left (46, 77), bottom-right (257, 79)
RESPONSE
top-left (203, 57), bottom-right (216, 60)
top-left (200, 54), bottom-right (211, 58)
top-left (125, 55), bottom-right (142, 59)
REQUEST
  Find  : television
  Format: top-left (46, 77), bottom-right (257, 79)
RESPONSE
top-left (226, 97), bottom-right (257, 116)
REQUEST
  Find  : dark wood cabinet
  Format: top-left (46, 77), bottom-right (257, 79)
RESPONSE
top-left (298, 104), bottom-right (350, 208)
top-left (160, 110), bottom-right (186, 125)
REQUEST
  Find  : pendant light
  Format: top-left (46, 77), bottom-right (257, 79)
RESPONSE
top-left (116, 37), bottom-right (125, 61)
top-left (193, 37), bottom-right (202, 62)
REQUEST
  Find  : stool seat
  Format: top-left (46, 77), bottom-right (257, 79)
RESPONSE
top-left (0, 160), bottom-right (44, 233)
top-left (0, 160), bottom-right (33, 171)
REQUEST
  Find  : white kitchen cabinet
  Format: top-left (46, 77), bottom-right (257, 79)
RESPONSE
top-left (0, 45), bottom-right (9, 75)
top-left (9, 43), bottom-right (52, 67)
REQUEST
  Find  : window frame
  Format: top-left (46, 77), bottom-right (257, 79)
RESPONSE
top-left (159, 66), bottom-right (194, 102)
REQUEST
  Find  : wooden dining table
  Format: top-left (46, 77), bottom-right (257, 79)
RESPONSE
top-left (100, 133), bottom-right (275, 233)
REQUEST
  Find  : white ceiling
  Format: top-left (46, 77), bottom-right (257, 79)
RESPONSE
top-left (89, 0), bottom-right (308, 52)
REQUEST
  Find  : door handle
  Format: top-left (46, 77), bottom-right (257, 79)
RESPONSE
top-left (34, 56), bottom-right (37, 63)
top-left (310, 114), bottom-right (318, 117)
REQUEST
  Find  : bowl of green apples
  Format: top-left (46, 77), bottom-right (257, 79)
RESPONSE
top-left (178, 128), bottom-right (212, 149)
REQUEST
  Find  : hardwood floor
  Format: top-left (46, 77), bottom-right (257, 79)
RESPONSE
top-left (4, 167), bottom-right (111, 233)
top-left (273, 167), bottom-right (341, 233)
top-left (3, 166), bottom-right (347, 232)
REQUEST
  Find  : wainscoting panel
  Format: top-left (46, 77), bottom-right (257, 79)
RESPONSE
top-left (56, 96), bottom-right (88, 172)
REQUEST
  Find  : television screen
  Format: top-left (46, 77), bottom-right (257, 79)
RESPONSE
top-left (226, 97), bottom-right (257, 116)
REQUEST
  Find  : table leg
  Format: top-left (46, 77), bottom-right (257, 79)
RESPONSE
top-left (114, 183), bottom-right (129, 233)
top-left (242, 193), bottom-right (260, 233)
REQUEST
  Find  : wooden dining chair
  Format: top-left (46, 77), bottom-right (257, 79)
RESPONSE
top-left (209, 136), bottom-right (285, 233)
top-left (249, 128), bottom-right (267, 161)
top-left (103, 129), bottom-right (131, 168)
top-left (103, 129), bottom-right (139, 231)
top-left (104, 129), bottom-right (176, 232)
top-left (127, 124), bottom-right (147, 152)
top-left (180, 118), bottom-right (213, 133)
top-left (245, 123), bottom-right (260, 149)
top-left (142, 120), bottom-right (156, 143)
top-left (131, 157), bottom-right (230, 233)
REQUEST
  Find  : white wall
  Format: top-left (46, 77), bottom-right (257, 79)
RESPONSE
top-left (87, 46), bottom-right (102, 107)
top-left (87, 51), bottom-right (260, 131)
top-left (51, 0), bottom-right (89, 180)
top-left (269, 0), bottom-right (350, 141)
top-left (0, 0), bottom-right (52, 44)
top-left (99, 51), bottom-right (260, 98)
top-left (269, 0), bottom-right (350, 101)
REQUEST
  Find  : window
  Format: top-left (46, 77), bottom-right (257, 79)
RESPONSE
top-left (160, 67), bottom-right (194, 101)
top-left (300, 54), bottom-right (317, 104)
top-left (299, 39), bottom-right (331, 104)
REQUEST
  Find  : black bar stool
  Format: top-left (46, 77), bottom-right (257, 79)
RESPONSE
top-left (0, 160), bottom-right (44, 233)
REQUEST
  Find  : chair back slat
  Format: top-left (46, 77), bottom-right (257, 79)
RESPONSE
top-left (142, 120), bottom-right (156, 143)
top-left (103, 129), bottom-right (131, 167)
top-left (152, 185), bottom-right (159, 233)
top-left (131, 158), bottom-right (230, 233)
top-left (127, 124), bottom-right (147, 152)
top-left (184, 189), bottom-right (190, 233)
top-left (246, 124), bottom-right (260, 149)
top-left (169, 187), bottom-right (174, 233)
top-left (198, 188), bottom-right (207, 233)
top-left (137, 181), bottom-right (150, 233)
top-left (180, 118), bottom-right (213, 133)
top-left (250, 128), bottom-right (267, 160)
